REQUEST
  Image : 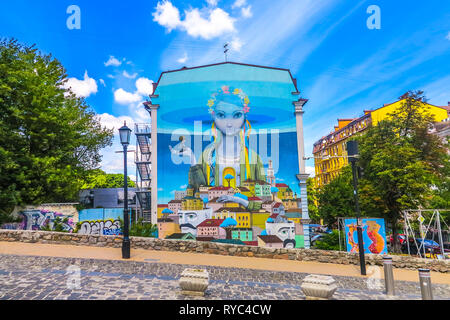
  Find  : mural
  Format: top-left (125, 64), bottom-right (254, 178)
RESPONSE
top-left (154, 63), bottom-right (305, 248)
top-left (344, 218), bottom-right (388, 255)
top-left (11, 210), bottom-right (76, 232)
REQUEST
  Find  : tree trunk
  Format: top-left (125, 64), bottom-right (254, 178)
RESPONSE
top-left (391, 217), bottom-right (401, 253)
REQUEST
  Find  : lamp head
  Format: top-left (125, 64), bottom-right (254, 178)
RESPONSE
top-left (119, 121), bottom-right (132, 146)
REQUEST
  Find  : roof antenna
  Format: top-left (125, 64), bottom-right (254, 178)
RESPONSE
top-left (224, 43), bottom-right (229, 62)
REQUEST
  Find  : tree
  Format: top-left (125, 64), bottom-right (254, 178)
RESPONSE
top-left (80, 169), bottom-right (136, 189)
top-left (0, 39), bottom-right (113, 215)
top-left (357, 90), bottom-right (449, 252)
top-left (317, 166), bottom-right (356, 227)
top-left (306, 178), bottom-right (320, 223)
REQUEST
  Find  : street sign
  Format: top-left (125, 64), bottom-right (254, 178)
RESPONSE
top-left (418, 215), bottom-right (425, 224)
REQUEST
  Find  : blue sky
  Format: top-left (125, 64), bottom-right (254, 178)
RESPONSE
top-left (1, 0), bottom-right (449, 179)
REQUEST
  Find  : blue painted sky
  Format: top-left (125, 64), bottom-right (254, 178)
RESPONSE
top-left (1, 0), bottom-right (449, 179)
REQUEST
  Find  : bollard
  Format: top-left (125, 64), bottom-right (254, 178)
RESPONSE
top-left (383, 256), bottom-right (395, 295)
top-left (418, 269), bottom-right (433, 300)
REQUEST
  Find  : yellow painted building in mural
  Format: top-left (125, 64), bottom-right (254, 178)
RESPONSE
top-left (313, 98), bottom-right (449, 188)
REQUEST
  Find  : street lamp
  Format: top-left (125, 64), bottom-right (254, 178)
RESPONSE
top-left (347, 140), bottom-right (366, 275)
top-left (119, 122), bottom-right (132, 259)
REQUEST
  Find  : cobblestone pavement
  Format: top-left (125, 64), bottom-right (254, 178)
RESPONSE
top-left (0, 254), bottom-right (449, 300)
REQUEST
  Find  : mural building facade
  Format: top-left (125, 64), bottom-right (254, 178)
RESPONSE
top-left (148, 62), bottom-right (309, 248)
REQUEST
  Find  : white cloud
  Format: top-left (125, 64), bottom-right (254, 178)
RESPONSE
top-left (99, 79), bottom-right (106, 87)
top-left (153, 0), bottom-right (182, 31)
top-left (97, 113), bottom-right (134, 131)
top-left (123, 71), bottom-right (138, 79)
top-left (104, 56), bottom-right (122, 67)
top-left (177, 52), bottom-right (189, 64)
top-left (183, 8), bottom-right (236, 39)
top-left (306, 166), bottom-right (316, 177)
top-left (64, 71), bottom-right (98, 98)
top-left (241, 5), bottom-right (252, 18)
top-left (232, 0), bottom-right (246, 9)
top-left (206, 0), bottom-right (218, 6)
top-left (446, 32), bottom-right (450, 41)
top-left (231, 38), bottom-right (243, 52)
top-left (114, 88), bottom-right (142, 105)
top-left (114, 77), bottom-right (154, 105)
top-left (153, 1), bottom-right (236, 40)
top-left (135, 77), bottom-right (155, 96)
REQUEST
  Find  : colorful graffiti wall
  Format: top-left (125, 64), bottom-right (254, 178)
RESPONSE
top-left (0, 209), bottom-right (76, 232)
top-left (344, 218), bottom-right (388, 255)
top-left (77, 208), bottom-right (127, 236)
top-left (153, 63), bottom-right (304, 247)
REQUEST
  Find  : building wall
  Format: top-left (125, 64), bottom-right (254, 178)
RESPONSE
top-left (313, 99), bottom-right (448, 188)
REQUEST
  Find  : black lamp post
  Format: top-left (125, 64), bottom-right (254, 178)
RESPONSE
top-left (119, 122), bottom-right (132, 259)
top-left (347, 140), bottom-right (366, 275)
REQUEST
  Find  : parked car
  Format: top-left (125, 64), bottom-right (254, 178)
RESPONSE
top-left (389, 234), bottom-right (406, 245)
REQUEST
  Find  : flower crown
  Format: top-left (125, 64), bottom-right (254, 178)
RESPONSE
top-left (207, 86), bottom-right (250, 115)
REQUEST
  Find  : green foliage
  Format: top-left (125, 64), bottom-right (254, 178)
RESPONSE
top-left (118, 218), bottom-right (157, 238)
top-left (0, 39), bottom-right (113, 211)
top-left (314, 230), bottom-right (343, 251)
top-left (317, 166), bottom-right (356, 227)
top-left (40, 217), bottom-right (69, 233)
top-left (80, 169), bottom-right (136, 189)
top-left (307, 178), bottom-right (320, 223)
top-left (357, 90), bottom-right (449, 251)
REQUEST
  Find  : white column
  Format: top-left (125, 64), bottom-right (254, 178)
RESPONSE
top-left (294, 99), bottom-right (311, 249)
top-left (149, 104), bottom-right (159, 225)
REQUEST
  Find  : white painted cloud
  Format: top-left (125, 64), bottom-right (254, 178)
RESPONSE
top-left (241, 5), bottom-right (252, 18)
top-left (123, 71), bottom-right (138, 79)
top-left (135, 77), bottom-right (155, 96)
top-left (104, 56), bottom-right (122, 67)
top-left (232, 0), bottom-right (246, 9)
top-left (177, 52), bottom-right (189, 64)
top-left (114, 88), bottom-right (142, 105)
top-left (64, 71), bottom-right (98, 98)
top-left (153, 1), bottom-right (236, 40)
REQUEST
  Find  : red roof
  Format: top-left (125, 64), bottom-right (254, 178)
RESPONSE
top-left (276, 183), bottom-right (289, 188)
top-left (197, 219), bottom-right (225, 228)
top-left (243, 241), bottom-right (258, 246)
top-left (158, 204), bottom-right (168, 208)
top-left (269, 214), bottom-right (279, 219)
top-left (273, 202), bottom-right (283, 208)
top-left (248, 197), bottom-right (262, 201)
top-left (209, 187), bottom-right (232, 191)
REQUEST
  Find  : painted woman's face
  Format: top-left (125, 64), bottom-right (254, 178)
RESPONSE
top-left (213, 101), bottom-right (245, 136)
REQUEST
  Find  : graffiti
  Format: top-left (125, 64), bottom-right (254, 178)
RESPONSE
top-left (0, 223), bottom-right (24, 230)
top-left (20, 210), bottom-right (75, 232)
top-left (78, 219), bottom-right (122, 236)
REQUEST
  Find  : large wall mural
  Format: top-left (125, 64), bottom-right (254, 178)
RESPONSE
top-left (153, 63), bottom-right (305, 248)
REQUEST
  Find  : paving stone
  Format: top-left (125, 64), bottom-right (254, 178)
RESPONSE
top-left (0, 253), bottom-right (448, 300)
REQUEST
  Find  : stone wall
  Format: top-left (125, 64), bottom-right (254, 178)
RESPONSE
top-left (0, 229), bottom-right (448, 273)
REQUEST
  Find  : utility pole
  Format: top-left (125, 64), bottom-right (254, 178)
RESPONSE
top-left (347, 140), bottom-right (366, 275)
